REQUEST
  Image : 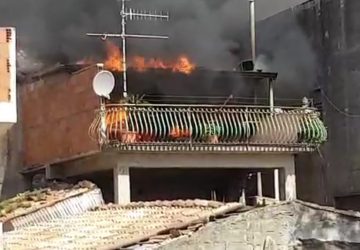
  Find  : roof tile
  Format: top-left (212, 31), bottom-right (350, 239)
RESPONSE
top-left (3, 200), bottom-right (242, 250)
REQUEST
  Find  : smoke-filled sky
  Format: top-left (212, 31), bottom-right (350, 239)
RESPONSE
top-left (0, 0), bottom-right (305, 66)
top-left (0, 0), bottom-right (314, 96)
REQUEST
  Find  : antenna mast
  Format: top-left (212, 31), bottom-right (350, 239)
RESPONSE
top-left (87, 0), bottom-right (169, 98)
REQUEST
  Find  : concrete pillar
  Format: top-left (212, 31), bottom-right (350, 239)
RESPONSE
top-left (113, 165), bottom-right (131, 204)
top-left (274, 169), bottom-right (280, 201)
top-left (257, 172), bottom-right (263, 197)
top-left (284, 160), bottom-right (296, 200)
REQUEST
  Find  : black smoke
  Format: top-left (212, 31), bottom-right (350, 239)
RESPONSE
top-left (0, 0), bottom-right (118, 70)
top-left (256, 8), bottom-right (317, 97)
top-left (0, 0), bottom-right (315, 98)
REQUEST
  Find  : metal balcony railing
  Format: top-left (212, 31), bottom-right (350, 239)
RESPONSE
top-left (89, 104), bottom-right (327, 152)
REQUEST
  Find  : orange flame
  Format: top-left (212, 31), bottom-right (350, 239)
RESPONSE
top-left (171, 56), bottom-right (196, 74)
top-left (103, 41), bottom-right (196, 74)
top-left (170, 126), bottom-right (191, 139)
top-left (104, 41), bottom-right (123, 72)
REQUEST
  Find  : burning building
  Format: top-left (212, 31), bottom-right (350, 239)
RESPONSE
top-left (7, 0), bottom-right (328, 204)
top-left (16, 36), bottom-right (326, 203)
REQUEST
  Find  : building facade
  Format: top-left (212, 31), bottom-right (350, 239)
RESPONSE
top-left (260, 0), bottom-right (360, 210)
top-left (0, 27), bottom-right (20, 197)
top-left (17, 63), bottom-right (326, 204)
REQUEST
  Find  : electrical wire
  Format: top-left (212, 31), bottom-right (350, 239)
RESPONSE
top-left (321, 89), bottom-right (360, 118)
top-left (316, 89), bottom-right (360, 203)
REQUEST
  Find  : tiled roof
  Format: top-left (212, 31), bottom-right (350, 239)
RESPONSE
top-left (0, 181), bottom-right (104, 231)
top-left (3, 200), bottom-right (242, 250)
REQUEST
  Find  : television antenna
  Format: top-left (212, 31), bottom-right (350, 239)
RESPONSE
top-left (87, 0), bottom-right (169, 98)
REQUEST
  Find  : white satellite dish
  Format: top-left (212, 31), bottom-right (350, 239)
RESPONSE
top-left (92, 70), bottom-right (115, 99)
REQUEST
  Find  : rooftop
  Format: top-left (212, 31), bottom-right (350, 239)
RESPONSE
top-left (3, 200), bottom-right (243, 250)
top-left (0, 181), bottom-right (103, 231)
top-left (4, 199), bottom-right (360, 250)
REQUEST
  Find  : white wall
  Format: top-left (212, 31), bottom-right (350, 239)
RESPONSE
top-left (0, 27), bottom-right (16, 124)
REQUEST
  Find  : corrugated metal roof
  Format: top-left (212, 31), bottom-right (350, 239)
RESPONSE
top-left (3, 200), bottom-right (242, 250)
top-left (1, 181), bottom-right (104, 231)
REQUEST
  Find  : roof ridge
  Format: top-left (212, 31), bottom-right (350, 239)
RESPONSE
top-left (295, 200), bottom-right (360, 218)
top-left (95, 199), bottom-right (240, 210)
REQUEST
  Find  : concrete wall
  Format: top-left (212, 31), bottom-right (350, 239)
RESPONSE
top-left (303, 0), bottom-right (360, 207)
top-left (295, 154), bottom-right (328, 205)
top-left (158, 202), bottom-right (360, 250)
top-left (259, 0), bottom-right (360, 209)
top-left (20, 65), bottom-right (100, 168)
top-left (326, 0), bottom-right (360, 205)
top-left (0, 86), bottom-right (28, 199)
top-left (0, 126), bottom-right (8, 195)
top-left (0, 125), bottom-right (27, 199)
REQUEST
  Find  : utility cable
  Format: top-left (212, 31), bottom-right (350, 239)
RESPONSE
top-left (321, 89), bottom-right (360, 118)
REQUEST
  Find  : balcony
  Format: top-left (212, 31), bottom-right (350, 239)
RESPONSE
top-left (89, 103), bottom-right (327, 153)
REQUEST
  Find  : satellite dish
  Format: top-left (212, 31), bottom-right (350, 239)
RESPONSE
top-left (92, 70), bottom-right (115, 99)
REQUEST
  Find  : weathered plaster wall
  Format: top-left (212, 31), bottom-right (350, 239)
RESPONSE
top-left (0, 94), bottom-right (28, 199)
top-left (295, 0), bottom-right (360, 208)
top-left (0, 126), bottom-right (8, 194)
top-left (0, 125), bottom-right (28, 199)
top-left (326, 0), bottom-right (360, 207)
top-left (158, 202), bottom-right (360, 250)
top-left (259, 0), bottom-right (360, 209)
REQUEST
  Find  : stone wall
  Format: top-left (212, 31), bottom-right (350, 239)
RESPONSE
top-left (158, 202), bottom-right (360, 250)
